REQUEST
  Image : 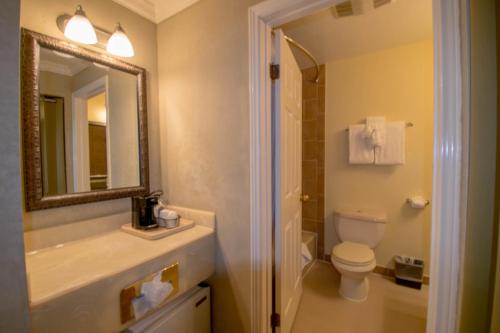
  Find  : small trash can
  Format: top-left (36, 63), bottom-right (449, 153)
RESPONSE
top-left (394, 255), bottom-right (424, 290)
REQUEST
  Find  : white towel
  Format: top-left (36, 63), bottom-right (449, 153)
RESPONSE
top-left (349, 124), bottom-right (374, 164)
top-left (375, 122), bottom-right (405, 165)
top-left (365, 117), bottom-right (386, 148)
top-left (302, 243), bottom-right (313, 269)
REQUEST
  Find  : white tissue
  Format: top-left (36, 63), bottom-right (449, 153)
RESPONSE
top-left (408, 196), bottom-right (428, 209)
top-left (140, 272), bottom-right (174, 308)
top-left (132, 295), bottom-right (150, 319)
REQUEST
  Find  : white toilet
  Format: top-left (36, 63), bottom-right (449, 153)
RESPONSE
top-left (330, 209), bottom-right (386, 302)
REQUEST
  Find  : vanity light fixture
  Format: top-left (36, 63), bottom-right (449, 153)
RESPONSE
top-left (63, 5), bottom-right (97, 45)
top-left (58, 7), bottom-right (135, 58)
top-left (106, 23), bottom-right (135, 58)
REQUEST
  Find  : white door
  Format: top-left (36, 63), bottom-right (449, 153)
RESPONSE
top-left (273, 29), bottom-right (303, 333)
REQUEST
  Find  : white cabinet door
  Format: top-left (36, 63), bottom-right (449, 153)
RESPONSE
top-left (130, 287), bottom-right (211, 333)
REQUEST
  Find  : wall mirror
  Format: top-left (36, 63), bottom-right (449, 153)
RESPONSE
top-left (21, 29), bottom-right (149, 211)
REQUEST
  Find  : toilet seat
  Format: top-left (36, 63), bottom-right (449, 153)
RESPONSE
top-left (332, 241), bottom-right (374, 266)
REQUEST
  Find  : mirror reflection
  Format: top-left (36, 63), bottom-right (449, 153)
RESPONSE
top-left (39, 46), bottom-right (140, 196)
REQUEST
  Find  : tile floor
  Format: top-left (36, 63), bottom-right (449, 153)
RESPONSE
top-left (292, 261), bottom-right (428, 333)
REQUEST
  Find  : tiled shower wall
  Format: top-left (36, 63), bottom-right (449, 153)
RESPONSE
top-left (302, 65), bottom-right (325, 258)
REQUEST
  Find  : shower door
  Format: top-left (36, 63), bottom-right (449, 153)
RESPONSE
top-left (273, 29), bottom-right (303, 333)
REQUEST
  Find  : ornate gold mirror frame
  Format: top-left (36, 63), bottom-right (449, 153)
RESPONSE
top-left (21, 28), bottom-right (149, 211)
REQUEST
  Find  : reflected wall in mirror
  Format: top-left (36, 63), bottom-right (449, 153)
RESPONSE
top-left (22, 29), bottom-right (149, 211)
top-left (39, 47), bottom-right (140, 195)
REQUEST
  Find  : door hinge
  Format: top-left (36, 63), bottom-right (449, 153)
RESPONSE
top-left (270, 64), bottom-right (280, 80)
top-left (271, 313), bottom-right (281, 328)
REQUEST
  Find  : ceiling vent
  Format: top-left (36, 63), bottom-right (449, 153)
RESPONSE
top-left (332, 0), bottom-right (395, 18)
top-left (332, 1), bottom-right (354, 17)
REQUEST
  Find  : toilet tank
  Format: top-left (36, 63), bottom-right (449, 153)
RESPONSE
top-left (334, 209), bottom-right (386, 248)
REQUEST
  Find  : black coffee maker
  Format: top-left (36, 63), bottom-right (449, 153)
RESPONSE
top-left (132, 190), bottom-right (163, 230)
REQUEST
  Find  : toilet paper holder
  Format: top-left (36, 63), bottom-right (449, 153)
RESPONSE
top-left (120, 262), bottom-right (179, 324)
top-left (406, 197), bottom-right (430, 208)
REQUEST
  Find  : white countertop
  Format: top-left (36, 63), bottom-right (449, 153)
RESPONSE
top-left (26, 225), bottom-right (214, 307)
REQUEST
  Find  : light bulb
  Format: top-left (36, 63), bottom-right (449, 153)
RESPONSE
top-left (64, 5), bottom-right (97, 45)
top-left (106, 23), bottom-right (134, 58)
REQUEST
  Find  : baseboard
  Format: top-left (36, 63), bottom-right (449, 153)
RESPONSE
top-left (323, 254), bottom-right (429, 285)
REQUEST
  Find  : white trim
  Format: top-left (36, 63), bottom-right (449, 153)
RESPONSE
top-left (39, 60), bottom-right (90, 77)
top-left (71, 76), bottom-right (108, 192)
top-left (111, 0), bottom-right (200, 24)
top-left (427, 1), bottom-right (469, 332)
top-left (154, 0), bottom-right (200, 23)
top-left (249, 0), bottom-right (469, 332)
top-left (104, 78), bottom-right (112, 188)
top-left (111, 0), bottom-right (156, 23)
top-left (249, 7), bottom-right (273, 333)
top-left (39, 60), bottom-right (73, 76)
top-left (249, 2), bottom-right (344, 332)
top-left (71, 95), bottom-right (90, 192)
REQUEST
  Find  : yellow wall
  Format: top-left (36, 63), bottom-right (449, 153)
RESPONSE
top-left (87, 93), bottom-right (106, 124)
top-left (324, 40), bottom-right (434, 274)
top-left (20, 0), bottom-right (160, 230)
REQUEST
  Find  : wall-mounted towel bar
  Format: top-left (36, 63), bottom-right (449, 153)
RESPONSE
top-left (344, 122), bottom-right (414, 131)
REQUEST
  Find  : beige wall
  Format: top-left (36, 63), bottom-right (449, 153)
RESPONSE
top-left (0, 0), bottom-right (31, 331)
top-left (20, 0), bottom-right (160, 231)
top-left (460, 0), bottom-right (498, 331)
top-left (324, 40), bottom-right (434, 274)
top-left (156, 0), bottom-right (259, 331)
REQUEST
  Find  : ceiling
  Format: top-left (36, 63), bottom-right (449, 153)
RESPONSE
top-left (39, 48), bottom-right (91, 76)
top-left (111, 0), bottom-right (200, 24)
top-left (280, 0), bottom-right (433, 68)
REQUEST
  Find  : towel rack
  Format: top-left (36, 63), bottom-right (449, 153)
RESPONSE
top-left (344, 122), bottom-right (414, 131)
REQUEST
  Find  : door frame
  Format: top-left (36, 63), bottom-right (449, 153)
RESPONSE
top-left (248, 1), bottom-right (470, 333)
top-left (71, 76), bottom-right (110, 192)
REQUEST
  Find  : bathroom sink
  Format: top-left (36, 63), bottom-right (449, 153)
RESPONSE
top-left (26, 206), bottom-right (215, 333)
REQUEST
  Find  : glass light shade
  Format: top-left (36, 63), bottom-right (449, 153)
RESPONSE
top-left (64, 5), bottom-right (97, 44)
top-left (106, 23), bottom-right (134, 57)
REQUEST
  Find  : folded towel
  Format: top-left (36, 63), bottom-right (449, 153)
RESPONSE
top-left (349, 124), bottom-right (374, 164)
top-left (366, 116), bottom-right (386, 147)
top-left (375, 121), bottom-right (405, 165)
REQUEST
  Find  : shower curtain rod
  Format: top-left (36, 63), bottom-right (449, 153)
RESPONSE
top-left (283, 35), bottom-right (320, 84)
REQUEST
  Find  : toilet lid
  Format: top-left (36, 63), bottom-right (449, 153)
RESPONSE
top-left (332, 241), bottom-right (374, 266)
